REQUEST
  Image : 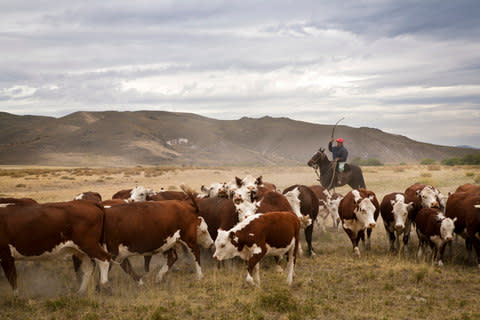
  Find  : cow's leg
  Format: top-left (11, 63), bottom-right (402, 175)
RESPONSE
top-left (77, 254), bottom-right (94, 294)
top-left (386, 229), bottom-right (395, 253)
top-left (156, 249), bottom-right (177, 283)
top-left (344, 228), bottom-right (361, 257)
top-left (182, 240), bottom-right (203, 280)
top-left (286, 246), bottom-right (295, 286)
top-left (247, 251), bottom-right (265, 287)
top-left (304, 224), bottom-right (315, 256)
top-left (274, 256), bottom-right (283, 273)
top-left (437, 242), bottom-right (448, 267)
top-left (120, 258), bottom-right (143, 285)
top-left (366, 228), bottom-right (373, 250)
top-left (0, 247), bottom-right (17, 296)
top-left (95, 258), bottom-right (111, 293)
top-left (401, 222), bottom-right (412, 255)
top-left (254, 262), bottom-right (260, 286)
top-left (144, 255), bottom-right (152, 273)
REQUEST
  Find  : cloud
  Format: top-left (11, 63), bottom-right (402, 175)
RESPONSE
top-left (0, 1), bottom-right (479, 147)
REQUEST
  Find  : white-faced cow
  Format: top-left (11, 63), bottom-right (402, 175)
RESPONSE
top-left (282, 185), bottom-right (319, 256)
top-left (338, 189), bottom-right (379, 257)
top-left (74, 191), bottom-right (102, 202)
top-left (0, 200), bottom-right (111, 296)
top-left (415, 207), bottom-right (456, 266)
top-left (380, 193), bottom-right (414, 253)
top-left (405, 183), bottom-right (443, 221)
top-left (213, 211), bottom-right (300, 286)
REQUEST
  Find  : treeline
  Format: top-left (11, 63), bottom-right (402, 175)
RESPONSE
top-left (440, 154), bottom-right (480, 166)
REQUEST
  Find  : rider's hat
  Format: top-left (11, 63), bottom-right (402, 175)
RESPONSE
top-left (336, 138), bottom-right (344, 143)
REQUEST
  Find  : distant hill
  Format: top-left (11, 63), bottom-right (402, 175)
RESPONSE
top-left (0, 110), bottom-right (478, 166)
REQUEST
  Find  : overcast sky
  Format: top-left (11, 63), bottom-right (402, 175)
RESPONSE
top-left (1, 1), bottom-right (479, 147)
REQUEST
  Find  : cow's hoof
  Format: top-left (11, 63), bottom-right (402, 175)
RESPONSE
top-left (96, 283), bottom-right (112, 295)
top-left (275, 265), bottom-right (284, 273)
top-left (353, 247), bottom-right (361, 258)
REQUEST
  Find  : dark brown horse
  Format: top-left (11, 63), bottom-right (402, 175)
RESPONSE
top-left (307, 148), bottom-right (366, 190)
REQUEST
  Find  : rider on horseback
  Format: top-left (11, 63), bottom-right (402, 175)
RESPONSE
top-left (328, 138), bottom-right (348, 185)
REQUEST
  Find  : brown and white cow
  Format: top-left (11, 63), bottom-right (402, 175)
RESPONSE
top-left (213, 211), bottom-right (300, 286)
top-left (283, 185), bottom-right (318, 256)
top-left (74, 191), bottom-right (102, 202)
top-left (415, 207), bottom-right (456, 266)
top-left (380, 193), bottom-right (414, 253)
top-left (0, 200), bottom-right (111, 295)
top-left (199, 183), bottom-right (229, 199)
top-left (405, 183), bottom-right (443, 221)
top-left (446, 191), bottom-right (480, 269)
top-left (101, 199), bottom-right (213, 287)
top-left (338, 189), bottom-right (379, 257)
top-left (111, 186), bottom-right (155, 202)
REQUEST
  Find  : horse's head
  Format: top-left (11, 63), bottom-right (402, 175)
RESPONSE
top-left (307, 148), bottom-right (327, 168)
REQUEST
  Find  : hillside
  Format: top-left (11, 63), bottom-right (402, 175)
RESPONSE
top-left (0, 110), bottom-right (477, 166)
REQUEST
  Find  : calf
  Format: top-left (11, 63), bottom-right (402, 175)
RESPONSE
top-left (415, 207), bottom-right (456, 266)
top-left (338, 189), bottom-right (379, 257)
top-left (309, 186), bottom-right (342, 231)
top-left (101, 199), bottom-right (213, 287)
top-left (213, 211), bottom-right (300, 286)
top-left (111, 186), bottom-right (155, 202)
top-left (283, 185), bottom-right (318, 256)
top-left (200, 183), bottom-right (229, 198)
top-left (0, 200), bottom-right (111, 295)
top-left (74, 191), bottom-right (102, 202)
top-left (380, 193), bottom-right (414, 253)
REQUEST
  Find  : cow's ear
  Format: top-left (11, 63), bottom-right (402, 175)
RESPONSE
top-left (474, 204), bottom-right (480, 209)
top-left (201, 185), bottom-right (207, 192)
top-left (369, 195), bottom-right (374, 201)
top-left (235, 176), bottom-right (243, 187)
top-left (453, 217), bottom-right (458, 223)
top-left (416, 190), bottom-right (421, 197)
top-left (407, 202), bottom-right (414, 211)
top-left (256, 176), bottom-right (263, 185)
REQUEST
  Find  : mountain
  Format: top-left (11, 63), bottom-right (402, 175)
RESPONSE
top-left (0, 110), bottom-right (478, 166)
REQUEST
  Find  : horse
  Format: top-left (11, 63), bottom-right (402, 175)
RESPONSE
top-left (307, 148), bottom-right (366, 190)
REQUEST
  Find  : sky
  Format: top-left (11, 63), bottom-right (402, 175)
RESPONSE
top-left (1, 1), bottom-right (479, 147)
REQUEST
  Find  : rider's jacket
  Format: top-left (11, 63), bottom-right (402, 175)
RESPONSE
top-left (328, 141), bottom-right (348, 162)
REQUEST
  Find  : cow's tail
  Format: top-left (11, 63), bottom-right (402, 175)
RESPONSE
top-left (180, 183), bottom-right (200, 213)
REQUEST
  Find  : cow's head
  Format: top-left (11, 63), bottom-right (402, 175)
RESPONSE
top-left (234, 198), bottom-right (260, 222)
top-left (390, 194), bottom-right (414, 231)
top-left (213, 230), bottom-right (240, 261)
top-left (129, 186), bottom-right (149, 202)
top-left (196, 217), bottom-right (214, 249)
top-left (417, 186), bottom-right (440, 208)
top-left (234, 175), bottom-right (261, 202)
top-left (352, 190), bottom-right (377, 228)
top-left (439, 216), bottom-right (457, 241)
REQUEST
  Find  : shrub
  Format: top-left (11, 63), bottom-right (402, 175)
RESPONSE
top-left (15, 183), bottom-right (26, 188)
top-left (466, 172), bottom-right (475, 177)
top-left (475, 176), bottom-right (480, 184)
top-left (427, 165), bottom-right (441, 171)
top-left (442, 154), bottom-right (480, 166)
top-left (351, 157), bottom-right (384, 166)
top-left (420, 158), bottom-right (435, 165)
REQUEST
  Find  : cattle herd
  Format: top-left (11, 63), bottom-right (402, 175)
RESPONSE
top-left (0, 174), bottom-right (479, 296)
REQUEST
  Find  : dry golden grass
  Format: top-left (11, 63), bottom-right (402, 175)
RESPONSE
top-left (1, 165), bottom-right (480, 320)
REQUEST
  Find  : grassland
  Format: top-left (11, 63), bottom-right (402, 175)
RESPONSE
top-left (1, 164), bottom-right (480, 320)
